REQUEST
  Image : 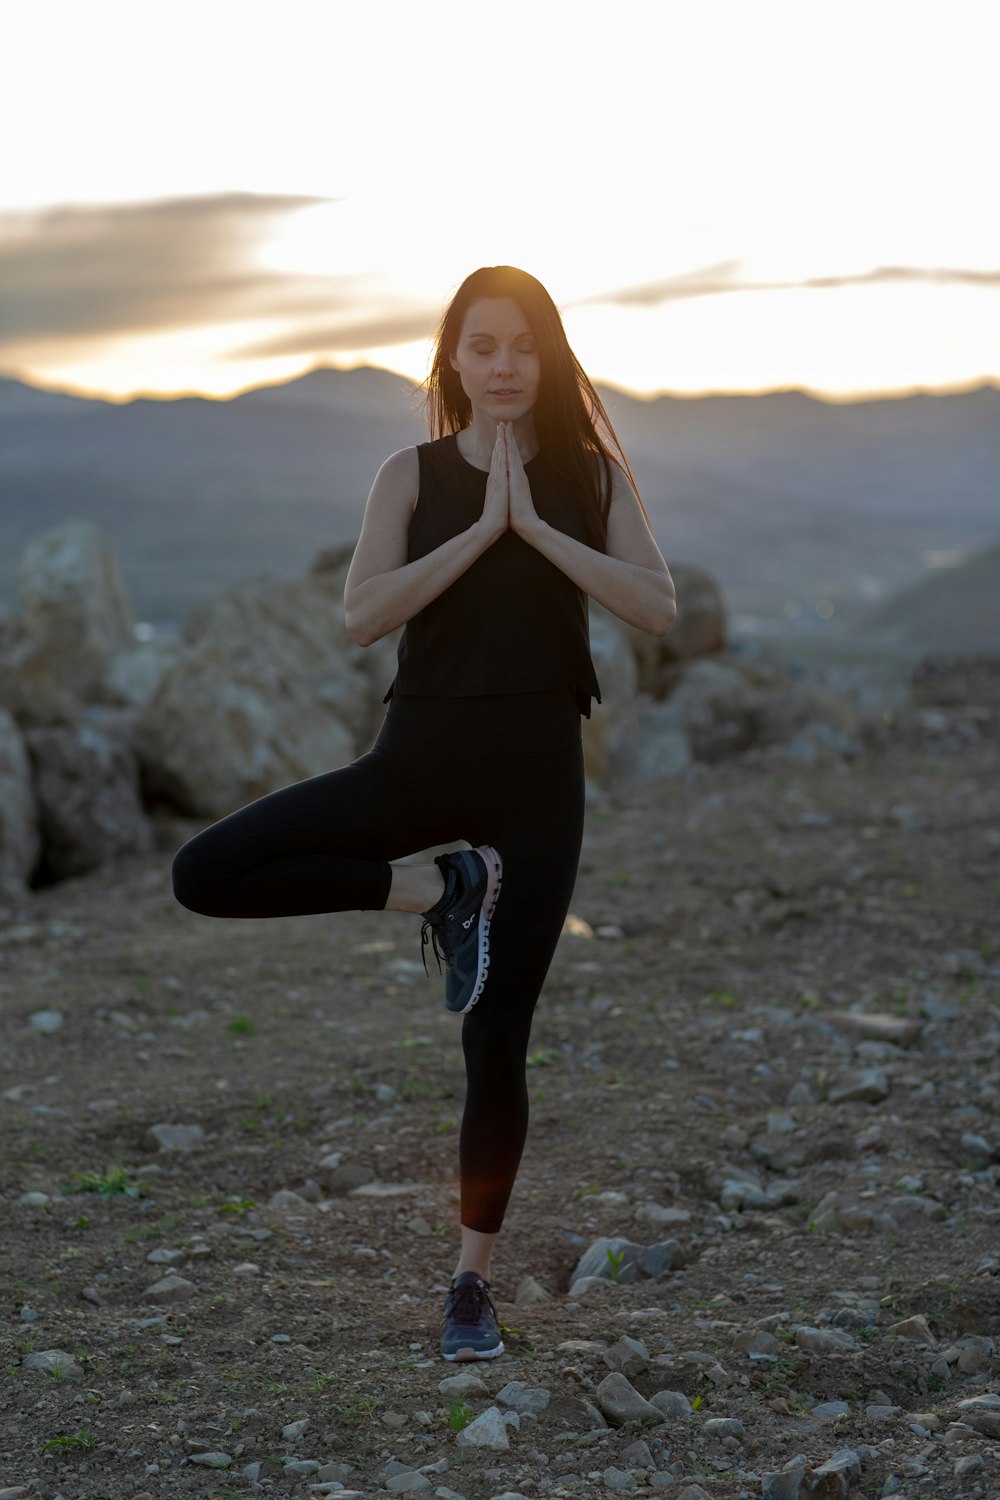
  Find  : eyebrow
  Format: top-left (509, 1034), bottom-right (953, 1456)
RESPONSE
top-left (466, 330), bottom-right (535, 340)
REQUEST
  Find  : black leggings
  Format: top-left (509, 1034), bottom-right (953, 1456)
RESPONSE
top-left (170, 685), bottom-right (586, 1234)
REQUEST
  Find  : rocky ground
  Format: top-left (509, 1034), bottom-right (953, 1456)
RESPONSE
top-left (1, 701), bottom-right (999, 1500)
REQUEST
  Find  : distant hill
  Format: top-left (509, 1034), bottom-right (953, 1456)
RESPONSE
top-left (1, 367), bottom-right (998, 633)
top-left (852, 538), bottom-right (1000, 654)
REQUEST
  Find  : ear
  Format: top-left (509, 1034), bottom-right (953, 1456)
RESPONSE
top-left (448, 354), bottom-right (459, 373)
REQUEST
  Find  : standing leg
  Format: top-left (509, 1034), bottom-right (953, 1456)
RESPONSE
top-left (454, 735), bottom-right (586, 1263)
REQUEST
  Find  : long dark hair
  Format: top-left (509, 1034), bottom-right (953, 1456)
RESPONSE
top-left (423, 265), bottom-right (647, 551)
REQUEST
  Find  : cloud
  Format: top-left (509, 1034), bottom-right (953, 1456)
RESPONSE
top-left (0, 192), bottom-right (436, 354)
top-left (229, 310), bottom-right (439, 359)
top-left (574, 261), bottom-right (1000, 307)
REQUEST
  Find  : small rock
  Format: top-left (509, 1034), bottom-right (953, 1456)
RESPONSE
top-left (618, 1438), bottom-right (656, 1469)
top-left (828, 1068), bottom-right (890, 1104)
top-left (28, 1009), bottom-right (64, 1032)
top-left (819, 1011), bottom-right (922, 1047)
top-left (281, 1417), bottom-right (310, 1439)
top-left (595, 1372), bottom-right (664, 1426)
top-left (21, 1349), bottom-right (83, 1380)
top-left (454, 1406), bottom-right (509, 1450)
top-left (570, 1235), bottom-right (684, 1285)
top-left (514, 1274), bottom-right (551, 1303)
top-left (268, 1188), bottom-right (312, 1212)
top-left (703, 1417), bottom-right (745, 1440)
top-left (733, 1329), bottom-right (784, 1357)
top-left (141, 1275), bottom-right (197, 1304)
top-left (603, 1467), bottom-right (637, 1491)
top-left (794, 1326), bottom-right (856, 1354)
top-left (439, 1371), bottom-right (490, 1397)
top-left (146, 1247), bottom-right (186, 1266)
top-left (189, 1451), bottom-right (232, 1467)
top-left (146, 1122), bottom-right (205, 1152)
top-left (387, 1474), bottom-right (431, 1494)
top-left (602, 1336), bottom-right (650, 1377)
top-left (889, 1314), bottom-right (936, 1344)
top-left (494, 1380), bottom-right (550, 1414)
top-left (650, 1390), bottom-right (692, 1421)
top-left (634, 1202), bottom-right (691, 1228)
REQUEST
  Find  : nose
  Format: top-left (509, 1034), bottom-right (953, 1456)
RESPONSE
top-left (492, 347), bottom-right (515, 376)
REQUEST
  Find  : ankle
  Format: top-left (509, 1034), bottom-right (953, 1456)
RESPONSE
top-left (386, 861), bottom-right (447, 915)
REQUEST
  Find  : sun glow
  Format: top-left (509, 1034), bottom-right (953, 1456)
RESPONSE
top-left (1, 0), bottom-right (996, 402)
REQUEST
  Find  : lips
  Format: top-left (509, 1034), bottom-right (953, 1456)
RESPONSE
top-left (490, 389), bottom-right (521, 397)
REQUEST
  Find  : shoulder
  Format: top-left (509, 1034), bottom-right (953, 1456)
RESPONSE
top-left (375, 446), bottom-right (421, 483)
top-left (607, 456), bottom-right (640, 506)
top-left (371, 446), bottom-right (421, 512)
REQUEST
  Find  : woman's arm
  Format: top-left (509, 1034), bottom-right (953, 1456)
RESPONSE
top-left (511, 447), bottom-right (677, 636)
top-left (343, 446), bottom-right (507, 646)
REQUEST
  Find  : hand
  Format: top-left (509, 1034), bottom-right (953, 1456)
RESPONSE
top-left (502, 423), bottom-right (542, 539)
top-left (480, 422), bottom-right (510, 539)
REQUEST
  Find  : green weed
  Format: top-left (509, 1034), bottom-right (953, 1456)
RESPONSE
top-left (336, 1392), bottom-right (383, 1424)
top-left (448, 1401), bottom-right (472, 1431)
top-left (526, 1047), bottom-right (560, 1068)
top-left (62, 1164), bottom-right (141, 1199)
top-left (42, 1429), bottom-right (95, 1453)
top-left (708, 989), bottom-right (740, 1008)
top-left (227, 1016), bottom-right (257, 1037)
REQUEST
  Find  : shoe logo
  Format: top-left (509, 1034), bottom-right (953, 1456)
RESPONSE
top-left (462, 915), bottom-right (475, 929)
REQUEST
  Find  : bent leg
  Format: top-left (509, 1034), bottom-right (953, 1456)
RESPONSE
top-left (171, 741), bottom-right (460, 919)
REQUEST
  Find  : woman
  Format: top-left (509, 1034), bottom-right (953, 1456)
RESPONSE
top-left (171, 265), bottom-right (676, 1362)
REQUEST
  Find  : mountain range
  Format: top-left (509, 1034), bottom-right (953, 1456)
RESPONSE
top-left (1, 367), bottom-right (997, 639)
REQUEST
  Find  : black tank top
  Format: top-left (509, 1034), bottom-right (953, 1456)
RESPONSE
top-left (381, 433), bottom-right (603, 718)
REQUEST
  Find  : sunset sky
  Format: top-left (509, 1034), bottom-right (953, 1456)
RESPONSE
top-left (3, 0), bottom-right (997, 404)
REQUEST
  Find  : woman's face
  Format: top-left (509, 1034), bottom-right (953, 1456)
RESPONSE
top-left (449, 297), bottom-right (541, 423)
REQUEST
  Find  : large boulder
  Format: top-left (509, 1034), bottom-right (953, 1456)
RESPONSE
top-left (15, 520), bottom-right (136, 705)
top-left (105, 636), bottom-right (184, 711)
top-left (626, 651), bottom-right (863, 782)
top-left (584, 606), bottom-right (640, 788)
top-left (24, 722), bottom-right (154, 881)
top-left (626, 561), bottom-right (727, 695)
top-left (310, 540), bottom-right (405, 745)
top-left (134, 574), bottom-right (367, 818)
top-left (0, 707), bottom-right (40, 899)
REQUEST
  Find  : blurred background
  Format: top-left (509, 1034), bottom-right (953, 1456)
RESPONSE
top-left (3, 0), bottom-right (998, 635)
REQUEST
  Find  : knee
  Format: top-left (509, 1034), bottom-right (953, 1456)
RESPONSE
top-left (171, 839), bottom-right (222, 916)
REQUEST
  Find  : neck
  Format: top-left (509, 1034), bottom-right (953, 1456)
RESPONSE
top-left (463, 408), bottom-right (539, 466)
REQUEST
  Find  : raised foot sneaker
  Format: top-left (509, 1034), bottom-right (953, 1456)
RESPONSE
top-left (440, 1271), bottom-right (505, 1361)
top-left (420, 845), bottom-right (503, 1015)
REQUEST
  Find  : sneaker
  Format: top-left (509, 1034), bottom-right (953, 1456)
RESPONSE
top-left (440, 1270), bottom-right (505, 1361)
top-left (420, 845), bottom-right (503, 1015)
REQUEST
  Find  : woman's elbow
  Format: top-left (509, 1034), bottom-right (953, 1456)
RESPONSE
top-left (650, 592), bottom-right (678, 637)
top-left (344, 608), bottom-right (373, 648)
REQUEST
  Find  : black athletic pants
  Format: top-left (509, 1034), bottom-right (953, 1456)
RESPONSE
top-left (170, 685), bottom-right (586, 1234)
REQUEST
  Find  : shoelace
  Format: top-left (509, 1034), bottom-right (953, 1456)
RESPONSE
top-left (420, 866), bottom-right (460, 977)
top-left (420, 918), bottom-right (448, 978)
top-left (444, 1276), bottom-right (497, 1327)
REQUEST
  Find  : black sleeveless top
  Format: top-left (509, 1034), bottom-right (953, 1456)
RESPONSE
top-left (381, 433), bottom-right (603, 718)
